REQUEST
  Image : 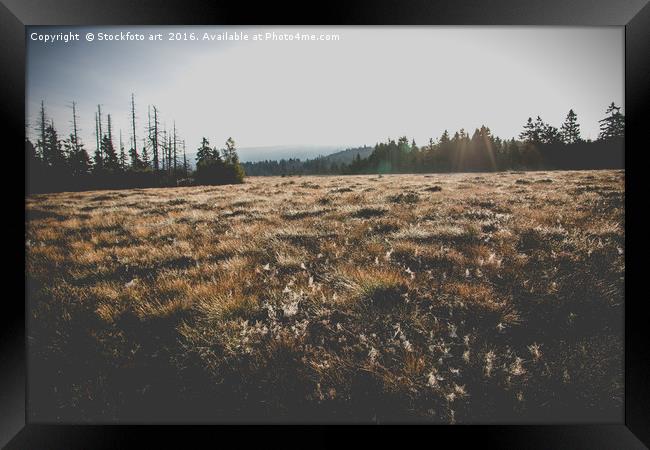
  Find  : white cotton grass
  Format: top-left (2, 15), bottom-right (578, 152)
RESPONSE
top-left (281, 290), bottom-right (302, 318)
top-left (368, 347), bottom-right (379, 364)
top-left (283, 301), bottom-right (299, 317)
top-left (453, 384), bottom-right (467, 397)
top-left (484, 350), bottom-right (496, 377)
top-left (509, 357), bottom-right (526, 376)
top-left (528, 343), bottom-right (542, 361)
top-left (426, 369), bottom-right (444, 388)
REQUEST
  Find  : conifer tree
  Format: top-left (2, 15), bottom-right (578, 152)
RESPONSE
top-left (541, 124), bottom-right (562, 144)
top-left (598, 102), bottom-right (624, 141)
top-left (196, 137), bottom-right (212, 165)
top-left (560, 109), bottom-right (581, 144)
top-left (222, 137), bottom-right (237, 164)
top-left (66, 136), bottom-right (91, 177)
top-left (35, 100), bottom-right (47, 159)
top-left (101, 114), bottom-right (120, 171)
top-left (141, 137), bottom-right (150, 168)
top-left (43, 121), bottom-right (65, 168)
top-left (119, 130), bottom-right (127, 169)
top-left (65, 102), bottom-right (90, 177)
top-left (519, 117), bottom-right (543, 144)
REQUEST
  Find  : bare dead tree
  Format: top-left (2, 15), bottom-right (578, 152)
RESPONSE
top-left (71, 101), bottom-right (80, 152)
top-left (152, 106), bottom-right (160, 171)
top-left (131, 93), bottom-right (138, 161)
top-left (183, 139), bottom-right (188, 177)
top-left (97, 104), bottom-right (103, 157)
top-left (173, 121), bottom-right (178, 174)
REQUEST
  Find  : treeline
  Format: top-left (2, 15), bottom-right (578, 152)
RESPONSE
top-left (27, 101), bottom-right (624, 192)
top-left (244, 104), bottom-right (624, 176)
top-left (26, 95), bottom-right (245, 193)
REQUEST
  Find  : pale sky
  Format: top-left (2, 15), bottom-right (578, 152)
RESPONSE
top-left (26, 26), bottom-right (624, 157)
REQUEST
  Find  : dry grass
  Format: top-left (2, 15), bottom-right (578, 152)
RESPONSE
top-left (26, 170), bottom-right (624, 423)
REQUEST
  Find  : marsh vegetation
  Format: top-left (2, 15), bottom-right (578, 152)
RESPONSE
top-left (27, 170), bottom-right (624, 423)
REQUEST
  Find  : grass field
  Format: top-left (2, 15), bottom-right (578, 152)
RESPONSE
top-left (26, 170), bottom-right (624, 423)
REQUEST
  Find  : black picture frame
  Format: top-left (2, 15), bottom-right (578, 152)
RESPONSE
top-left (3, 0), bottom-right (649, 447)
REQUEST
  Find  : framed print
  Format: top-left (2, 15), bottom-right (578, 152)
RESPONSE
top-left (2, 0), bottom-right (649, 447)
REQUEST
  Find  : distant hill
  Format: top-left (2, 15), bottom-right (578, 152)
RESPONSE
top-left (323, 145), bottom-right (373, 164)
top-left (235, 145), bottom-right (346, 163)
top-left (187, 144), bottom-right (372, 174)
top-left (185, 144), bottom-right (375, 175)
top-left (239, 145), bottom-right (373, 176)
top-left (185, 144), bottom-right (348, 168)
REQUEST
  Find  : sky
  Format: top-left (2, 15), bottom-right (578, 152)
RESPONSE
top-left (26, 26), bottom-right (624, 159)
